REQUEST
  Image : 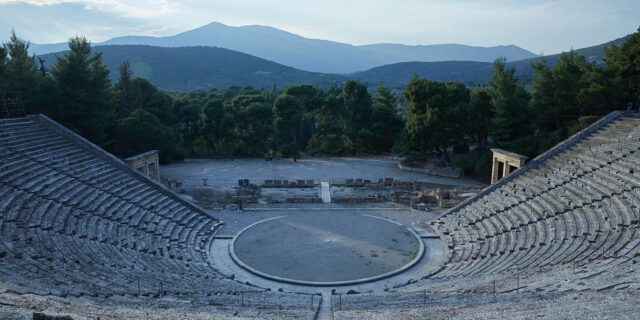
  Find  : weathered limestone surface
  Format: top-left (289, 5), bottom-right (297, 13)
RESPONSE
top-left (0, 115), bottom-right (317, 319)
top-left (330, 111), bottom-right (640, 318)
top-left (1, 111), bottom-right (640, 319)
top-left (490, 148), bottom-right (528, 184)
top-left (125, 150), bottom-right (160, 181)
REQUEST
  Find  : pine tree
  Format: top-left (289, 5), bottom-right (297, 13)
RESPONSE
top-left (50, 36), bottom-right (114, 148)
top-left (607, 26), bottom-right (640, 107)
top-left (550, 51), bottom-right (588, 126)
top-left (3, 30), bottom-right (40, 113)
top-left (466, 88), bottom-right (493, 145)
top-left (488, 57), bottom-right (533, 156)
top-left (580, 57), bottom-right (627, 115)
top-left (115, 60), bottom-right (135, 118)
top-left (342, 80), bottom-right (373, 153)
top-left (530, 59), bottom-right (557, 132)
top-left (0, 46), bottom-right (7, 89)
top-left (404, 76), bottom-right (468, 161)
top-left (199, 99), bottom-right (225, 155)
top-left (371, 84), bottom-right (403, 153)
top-left (115, 108), bottom-right (177, 162)
top-left (273, 94), bottom-right (302, 161)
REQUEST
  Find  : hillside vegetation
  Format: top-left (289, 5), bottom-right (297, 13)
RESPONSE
top-left (353, 34), bottom-right (632, 87)
top-left (4, 26), bottom-right (639, 180)
top-left (30, 21), bottom-right (537, 74)
top-left (38, 45), bottom-right (345, 91)
top-left (35, 34), bottom-right (631, 91)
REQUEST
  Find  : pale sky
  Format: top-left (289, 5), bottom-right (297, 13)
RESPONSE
top-left (0, 0), bottom-right (638, 54)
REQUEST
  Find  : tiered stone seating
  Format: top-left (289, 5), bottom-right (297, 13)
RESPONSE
top-left (429, 112), bottom-right (640, 280)
top-left (0, 115), bottom-right (315, 317)
top-left (333, 113), bottom-right (640, 317)
top-left (3, 111), bottom-right (639, 318)
top-left (333, 287), bottom-right (640, 319)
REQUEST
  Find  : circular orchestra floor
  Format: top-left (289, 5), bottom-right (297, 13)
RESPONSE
top-left (230, 212), bottom-right (424, 285)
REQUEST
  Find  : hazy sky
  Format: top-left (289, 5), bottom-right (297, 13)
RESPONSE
top-left (0, 0), bottom-right (638, 54)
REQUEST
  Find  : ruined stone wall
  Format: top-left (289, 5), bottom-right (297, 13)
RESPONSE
top-left (125, 150), bottom-right (160, 181)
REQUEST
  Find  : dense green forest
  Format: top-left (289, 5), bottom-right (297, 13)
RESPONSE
top-left (1, 27), bottom-right (638, 179)
top-left (353, 34), bottom-right (632, 88)
top-left (38, 45), bottom-right (346, 91)
top-left (33, 33), bottom-right (629, 92)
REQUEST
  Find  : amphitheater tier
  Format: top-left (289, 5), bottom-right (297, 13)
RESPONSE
top-left (0, 115), bottom-right (317, 318)
top-left (1, 112), bottom-right (640, 319)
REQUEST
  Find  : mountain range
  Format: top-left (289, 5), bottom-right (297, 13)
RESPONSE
top-left (30, 21), bottom-right (537, 74)
top-left (34, 21), bottom-right (631, 91)
top-left (39, 45), bottom-right (344, 91)
top-left (352, 34), bottom-right (631, 86)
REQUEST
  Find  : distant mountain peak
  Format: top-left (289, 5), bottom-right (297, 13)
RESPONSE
top-left (30, 20), bottom-right (538, 73)
top-left (33, 31), bottom-right (629, 91)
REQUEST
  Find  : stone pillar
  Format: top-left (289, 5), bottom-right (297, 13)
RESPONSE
top-left (491, 156), bottom-right (500, 184)
top-left (490, 148), bottom-right (528, 184)
top-left (502, 160), bottom-right (510, 178)
top-left (151, 161), bottom-right (159, 180)
top-left (125, 150), bottom-right (161, 182)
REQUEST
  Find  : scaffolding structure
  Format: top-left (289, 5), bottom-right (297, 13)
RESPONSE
top-left (0, 91), bottom-right (26, 118)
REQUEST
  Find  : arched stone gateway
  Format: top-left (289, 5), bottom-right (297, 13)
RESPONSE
top-left (230, 212), bottom-right (425, 285)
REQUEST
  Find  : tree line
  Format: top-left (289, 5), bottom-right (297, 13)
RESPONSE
top-left (0, 27), bottom-right (638, 178)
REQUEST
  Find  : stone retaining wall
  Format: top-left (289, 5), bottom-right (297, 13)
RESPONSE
top-left (262, 179), bottom-right (318, 187)
top-left (397, 161), bottom-right (462, 178)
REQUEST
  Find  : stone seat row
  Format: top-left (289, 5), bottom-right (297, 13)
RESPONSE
top-left (432, 186), bottom-right (639, 278)
top-left (0, 144), bottom-right (220, 248)
top-left (0, 188), bottom-right (311, 311)
top-left (0, 116), bottom-right (322, 317)
top-left (0, 227), bottom-right (312, 311)
top-left (1, 117), bottom-right (310, 306)
top-left (0, 184), bottom-right (213, 256)
top-left (0, 148), bottom-right (206, 225)
top-left (429, 114), bottom-right (640, 280)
